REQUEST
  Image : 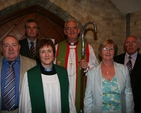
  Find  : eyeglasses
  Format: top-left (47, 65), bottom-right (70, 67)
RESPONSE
top-left (102, 47), bottom-right (114, 51)
top-left (66, 26), bottom-right (78, 31)
top-left (125, 41), bottom-right (138, 46)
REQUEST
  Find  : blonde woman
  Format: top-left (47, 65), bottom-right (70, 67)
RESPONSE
top-left (84, 39), bottom-right (134, 113)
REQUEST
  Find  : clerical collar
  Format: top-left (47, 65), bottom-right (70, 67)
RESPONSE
top-left (67, 41), bottom-right (78, 46)
top-left (41, 64), bottom-right (53, 72)
top-left (40, 64), bottom-right (56, 75)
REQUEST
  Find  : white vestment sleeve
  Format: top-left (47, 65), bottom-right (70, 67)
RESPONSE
top-left (69, 85), bottom-right (77, 113)
top-left (19, 72), bottom-right (32, 113)
top-left (84, 45), bottom-right (99, 76)
top-left (88, 44), bottom-right (99, 69)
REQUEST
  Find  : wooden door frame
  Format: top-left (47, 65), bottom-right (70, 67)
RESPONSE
top-left (0, 5), bottom-right (64, 27)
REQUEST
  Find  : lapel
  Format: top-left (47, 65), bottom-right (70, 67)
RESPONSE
top-left (24, 39), bottom-right (30, 56)
top-left (19, 55), bottom-right (28, 90)
top-left (114, 62), bottom-right (129, 94)
top-left (95, 63), bottom-right (102, 86)
top-left (20, 39), bottom-right (30, 57)
top-left (114, 63), bottom-right (122, 93)
top-left (96, 62), bottom-right (123, 94)
top-left (132, 53), bottom-right (141, 71)
top-left (93, 63), bottom-right (103, 95)
top-left (19, 55), bottom-right (24, 91)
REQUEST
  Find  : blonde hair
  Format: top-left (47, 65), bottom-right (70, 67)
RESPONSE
top-left (98, 39), bottom-right (118, 61)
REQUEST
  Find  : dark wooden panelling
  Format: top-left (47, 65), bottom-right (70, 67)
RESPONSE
top-left (0, 5), bottom-right (66, 44)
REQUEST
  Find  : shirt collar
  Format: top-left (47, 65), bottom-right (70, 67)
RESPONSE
top-left (125, 52), bottom-right (138, 60)
top-left (41, 63), bottom-right (53, 72)
top-left (27, 38), bottom-right (37, 44)
top-left (2, 56), bottom-right (20, 65)
top-left (67, 40), bottom-right (78, 46)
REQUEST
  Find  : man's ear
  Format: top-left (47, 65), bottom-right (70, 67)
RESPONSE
top-left (77, 28), bottom-right (80, 34)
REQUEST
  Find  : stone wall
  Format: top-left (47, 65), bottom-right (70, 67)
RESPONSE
top-left (0, 0), bottom-right (141, 61)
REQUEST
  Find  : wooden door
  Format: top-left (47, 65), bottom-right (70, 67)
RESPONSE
top-left (0, 5), bottom-right (66, 44)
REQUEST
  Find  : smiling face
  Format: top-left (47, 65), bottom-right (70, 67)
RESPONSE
top-left (98, 39), bottom-right (117, 62)
top-left (101, 44), bottom-right (115, 61)
top-left (1, 35), bottom-right (20, 61)
top-left (124, 36), bottom-right (140, 55)
top-left (39, 45), bottom-right (54, 69)
top-left (64, 20), bottom-right (80, 42)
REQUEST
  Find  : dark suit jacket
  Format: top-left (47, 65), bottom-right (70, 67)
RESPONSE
top-left (19, 38), bottom-right (39, 62)
top-left (114, 53), bottom-right (141, 113)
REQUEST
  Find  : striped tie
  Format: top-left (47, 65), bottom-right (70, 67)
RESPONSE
top-left (126, 56), bottom-right (132, 75)
top-left (4, 61), bottom-right (16, 110)
top-left (30, 42), bottom-right (35, 58)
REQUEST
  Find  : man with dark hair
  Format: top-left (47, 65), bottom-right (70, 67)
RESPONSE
top-left (19, 19), bottom-right (39, 61)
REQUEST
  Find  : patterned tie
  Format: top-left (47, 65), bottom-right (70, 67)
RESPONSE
top-left (4, 61), bottom-right (16, 110)
top-left (30, 42), bottom-right (35, 58)
top-left (126, 56), bottom-right (132, 75)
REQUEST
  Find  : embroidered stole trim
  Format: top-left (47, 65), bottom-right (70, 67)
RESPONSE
top-left (56, 40), bottom-right (90, 111)
top-left (27, 64), bottom-right (69, 113)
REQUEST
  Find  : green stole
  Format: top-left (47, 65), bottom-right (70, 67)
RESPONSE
top-left (56, 40), bottom-right (89, 112)
top-left (27, 64), bottom-right (69, 113)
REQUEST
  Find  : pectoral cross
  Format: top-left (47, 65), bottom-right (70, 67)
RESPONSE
top-left (70, 62), bottom-right (74, 68)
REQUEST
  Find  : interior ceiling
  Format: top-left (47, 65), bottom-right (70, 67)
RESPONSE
top-left (111, 0), bottom-right (141, 14)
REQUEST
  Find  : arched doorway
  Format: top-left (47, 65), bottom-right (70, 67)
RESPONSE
top-left (0, 5), bottom-right (66, 44)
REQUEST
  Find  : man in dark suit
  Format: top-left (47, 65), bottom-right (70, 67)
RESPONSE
top-left (114, 35), bottom-right (141, 113)
top-left (19, 19), bottom-right (39, 61)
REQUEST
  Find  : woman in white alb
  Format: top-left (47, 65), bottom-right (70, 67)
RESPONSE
top-left (19, 39), bottom-right (76, 113)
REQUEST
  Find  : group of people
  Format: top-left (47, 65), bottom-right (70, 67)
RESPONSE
top-left (0, 18), bottom-right (140, 113)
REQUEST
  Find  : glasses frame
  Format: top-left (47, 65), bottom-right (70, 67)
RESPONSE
top-left (125, 41), bottom-right (138, 46)
top-left (65, 26), bottom-right (78, 31)
top-left (102, 47), bottom-right (114, 51)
